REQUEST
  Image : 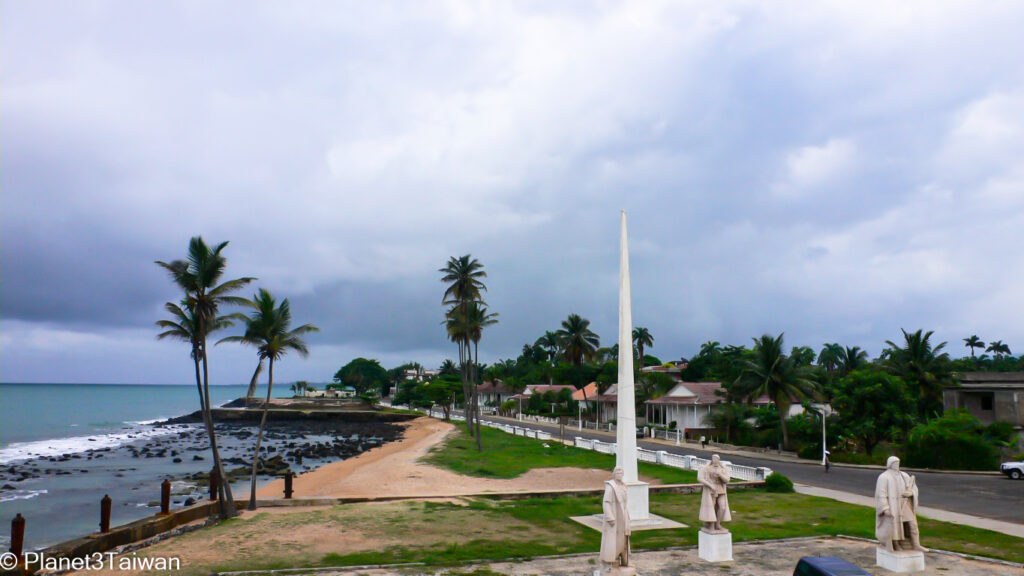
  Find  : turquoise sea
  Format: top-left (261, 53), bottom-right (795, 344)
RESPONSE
top-left (0, 382), bottom-right (291, 549)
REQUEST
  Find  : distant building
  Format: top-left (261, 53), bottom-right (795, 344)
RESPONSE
top-left (944, 373), bottom-right (1024, 443)
top-left (644, 381), bottom-right (798, 431)
top-left (477, 380), bottom-right (516, 406)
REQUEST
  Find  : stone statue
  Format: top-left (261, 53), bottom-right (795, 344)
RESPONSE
top-left (698, 454), bottom-right (731, 533)
top-left (599, 467), bottom-right (632, 574)
top-left (875, 456), bottom-right (926, 553)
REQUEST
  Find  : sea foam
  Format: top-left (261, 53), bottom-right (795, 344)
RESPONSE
top-left (0, 424), bottom-right (195, 465)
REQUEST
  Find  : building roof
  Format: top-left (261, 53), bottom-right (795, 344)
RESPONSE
top-left (571, 382), bottom-right (599, 401)
top-left (477, 380), bottom-right (515, 395)
top-left (950, 372), bottom-right (1024, 389)
top-left (644, 381), bottom-right (772, 405)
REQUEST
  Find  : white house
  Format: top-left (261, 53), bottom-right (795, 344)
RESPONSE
top-left (645, 381), bottom-right (804, 431)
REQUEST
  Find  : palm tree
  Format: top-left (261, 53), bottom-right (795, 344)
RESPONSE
top-left (838, 346), bottom-right (869, 376)
top-left (632, 327), bottom-right (654, 367)
top-left (556, 313), bottom-right (600, 412)
top-left (884, 329), bottom-right (951, 417)
top-left (465, 301), bottom-right (498, 451)
top-left (534, 331), bottom-right (561, 364)
top-left (963, 335), bottom-right (985, 360)
top-left (219, 288), bottom-right (319, 510)
top-left (733, 333), bottom-right (819, 450)
top-left (156, 237), bottom-right (254, 518)
top-left (986, 340), bottom-right (1011, 359)
top-left (699, 340), bottom-right (722, 358)
top-left (439, 359), bottom-right (458, 376)
top-left (439, 255), bottom-right (488, 434)
top-left (245, 360), bottom-right (265, 400)
top-left (557, 314), bottom-right (600, 365)
top-left (817, 343), bottom-right (843, 379)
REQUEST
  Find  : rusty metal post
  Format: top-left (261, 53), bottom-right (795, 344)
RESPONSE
top-left (283, 472), bottom-right (294, 499)
top-left (10, 513), bottom-right (25, 561)
top-left (160, 479), bottom-right (171, 514)
top-left (209, 466), bottom-right (219, 501)
top-left (99, 495), bottom-right (111, 533)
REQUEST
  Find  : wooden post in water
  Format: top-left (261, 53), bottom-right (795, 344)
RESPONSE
top-left (283, 472), bottom-right (294, 499)
top-left (99, 495), bottom-right (111, 533)
top-left (10, 513), bottom-right (25, 561)
top-left (209, 466), bottom-right (219, 501)
top-left (160, 479), bottom-right (171, 515)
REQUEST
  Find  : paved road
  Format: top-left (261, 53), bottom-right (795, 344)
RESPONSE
top-left (487, 416), bottom-right (1024, 524)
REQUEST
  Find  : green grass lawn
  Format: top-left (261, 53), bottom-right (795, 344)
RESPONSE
top-left (132, 489), bottom-right (1023, 575)
top-left (424, 423), bottom-right (698, 484)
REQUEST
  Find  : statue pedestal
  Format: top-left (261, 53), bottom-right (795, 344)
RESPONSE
top-left (698, 530), bottom-right (733, 562)
top-left (593, 565), bottom-right (636, 576)
top-left (626, 481), bottom-right (649, 522)
top-left (876, 548), bottom-right (925, 573)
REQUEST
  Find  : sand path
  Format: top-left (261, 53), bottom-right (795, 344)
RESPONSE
top-left (256, 416), bottom-right (649, 498)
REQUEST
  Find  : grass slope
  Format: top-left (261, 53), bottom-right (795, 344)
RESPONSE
top-left (425, 423), bottom-right (698, 484)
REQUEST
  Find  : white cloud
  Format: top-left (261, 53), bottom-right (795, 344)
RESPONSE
top-left (774, 138), bottom-right (856, 198)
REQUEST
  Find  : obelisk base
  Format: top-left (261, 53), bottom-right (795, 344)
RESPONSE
top-left (626, 481), bottom-right (649, 522)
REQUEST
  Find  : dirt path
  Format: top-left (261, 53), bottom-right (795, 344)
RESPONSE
top-left (256, 416), bottom-right (653, 498)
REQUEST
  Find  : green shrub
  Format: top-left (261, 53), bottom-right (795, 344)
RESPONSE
top-left (903, 410), bottom-right (999, 470)
top-left (764, 472), bottom-right (794, 493)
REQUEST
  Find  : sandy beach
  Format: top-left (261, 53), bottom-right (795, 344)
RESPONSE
top-left (255, 416), bottom-right (657, 499)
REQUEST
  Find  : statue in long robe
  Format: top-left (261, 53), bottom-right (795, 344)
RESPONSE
top-left (875, 456), bottom-right (926, 552)
top-left (698, 454), bottom-right (731, 533)
top-left (600, 467), bottom-right (631, 568)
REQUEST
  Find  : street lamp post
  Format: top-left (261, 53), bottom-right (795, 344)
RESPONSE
top-left (578, 401), bottom-right (582, 431)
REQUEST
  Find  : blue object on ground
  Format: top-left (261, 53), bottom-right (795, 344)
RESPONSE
top-left (793, 556), bottom-right (871, 576)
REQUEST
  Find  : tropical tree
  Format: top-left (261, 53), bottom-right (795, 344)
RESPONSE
top-left (245, 359), bottom-right (265, 400)
top-left (465, 300), bottom-right (498, 450)
top-left (817, 343), bottom-right (844, 379)
top-left (632, 327), bottom-right (654, 367)
top-left (556, 313), bottom-right (600, 412)
top-left (439, 359), bottom-right (459, 376)
top-left (884, 329), bottom-right (952, 417)
top-left (156, 236), bottom-right (254, 518)
top-left (333, 358), bottom-right (389, 396)
top-left (733, 333), bottom-right (819, 450)
top-left (986, 340), bottom-right (1011, 359)
top-left (219, 288), bottom-right (319, 510)
top-left (534, 331), bottom-right (561, 364)
top-left (838, 346), bottom-right (869, 376)
top-left (439, 254), bottom-right (489, 436)
top-left (963, 335), bottom-right (985, 359)
top-left (832, 369), bottom-right (916, 456)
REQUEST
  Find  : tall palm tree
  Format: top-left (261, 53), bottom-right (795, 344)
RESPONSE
top-left (986, 340), bottom-right (1011, 359)
top-left (245, 359), bottom-right (265, 399)
top-left (465, 301), bottom-right (498, 451)
top-left (963, 335), bottom-right (985, 360)
top-left (556, 313), bottom-right (600, 411)
top-left (817, 343), bottom-right (843, 379)
top-left (733, 333), bottom-right (819, 450)
top-left (699, 340), bottom-right (722, 358)
top-left (884, 329), bottom-right (951, 417)
top-left (439, 255), bottom-right (488, 434)
top-left (156, 236), bottom-right (254, 518)
top-left (219, 288), bottom-right (319, 510)
top-left (557, 314), bottom-right (600, 366)
top-left (632, 327), bottom-right (654, 367)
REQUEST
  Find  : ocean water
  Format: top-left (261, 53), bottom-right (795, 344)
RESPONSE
top-left (0, 383), bottom-right (295, 549)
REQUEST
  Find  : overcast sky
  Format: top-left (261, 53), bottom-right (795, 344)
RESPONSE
top-left (3, 1), bottom-right (1023, 385)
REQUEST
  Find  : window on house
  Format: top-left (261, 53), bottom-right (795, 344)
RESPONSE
top-left (981, 395), bottom-right (994, 411)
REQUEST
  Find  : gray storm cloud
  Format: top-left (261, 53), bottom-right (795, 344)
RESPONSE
top-left (2, 1), bottom-right (1023, 384)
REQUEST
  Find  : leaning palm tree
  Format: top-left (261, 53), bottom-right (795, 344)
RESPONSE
top-left (465, 301), bottom-right (498, 451)
top-left (157, 237), bottom-right (254, 518)
top-left (632, 327), bottom-right (654, 367)
top-left (733, 333), bottom-right (819, 450)
top-left (963, 335), bottom-right (985, 360)
top-left (219, 288), bottom-right (319, 510)
top-left (245, 359), bottom-right (265, 400)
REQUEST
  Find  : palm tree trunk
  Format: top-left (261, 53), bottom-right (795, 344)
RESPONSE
top-left (192, 348), bottom-right (207, 414)
top-left (777, 399), bottom-right (790, 451)
top-left (246, 359), bottom-right (264, 399)
top-left (473, 341), bottom-right (482, 451)
top-left (459, 340), bottom-right (473, 435)
top-left (201, 338), bottom-right (236, 518)
top-left (248, 356), bottom-right (274, 511)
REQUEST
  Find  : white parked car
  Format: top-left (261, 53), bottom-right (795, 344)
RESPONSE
top-left (1000, 461), bottom-right (1024, 480)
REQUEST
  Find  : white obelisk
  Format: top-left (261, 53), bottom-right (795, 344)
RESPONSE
top-left (615, 210), bottom-right (649, 521)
